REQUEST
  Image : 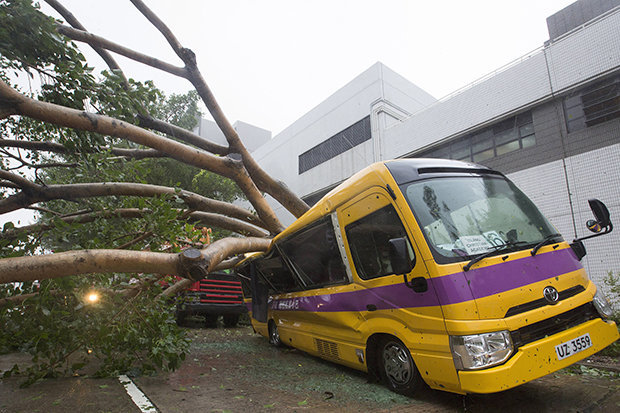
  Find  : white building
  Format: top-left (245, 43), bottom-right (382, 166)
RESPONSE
top-left (204, 0), bottom-right (620, 301)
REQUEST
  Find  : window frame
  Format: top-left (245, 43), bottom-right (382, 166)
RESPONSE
top-left (340, 194), bottom-right (416, 281)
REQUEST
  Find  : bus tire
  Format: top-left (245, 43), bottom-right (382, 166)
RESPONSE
top-left (378, 336), bottom-right (422, 396)
top-left (268, 320), bottom-right (283, 347)
top-left (223, 314), bottom-right (240, 327)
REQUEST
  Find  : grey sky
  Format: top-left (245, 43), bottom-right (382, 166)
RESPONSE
top-left (42, 0), bottom-right (576, 135)
top-left (4, 0), bottom-right (577, 226)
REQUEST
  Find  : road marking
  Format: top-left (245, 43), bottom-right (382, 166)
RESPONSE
top-left (118, 374), bottom-right (159, 413)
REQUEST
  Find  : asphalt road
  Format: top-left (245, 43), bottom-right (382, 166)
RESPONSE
top-left (1, 324), bottom-right (618, 412)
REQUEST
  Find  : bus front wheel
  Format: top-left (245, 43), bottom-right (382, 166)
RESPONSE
top-left (268, 321), bottom-right (283, 347)
top-left (378, 337), bottom-right (422, 396)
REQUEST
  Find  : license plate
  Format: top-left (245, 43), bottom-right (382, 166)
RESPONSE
top-left (555, 333), bottom-right (592, 360)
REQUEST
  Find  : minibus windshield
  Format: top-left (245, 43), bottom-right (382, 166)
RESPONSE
top-left (402, 175), bottom-right (560, 263)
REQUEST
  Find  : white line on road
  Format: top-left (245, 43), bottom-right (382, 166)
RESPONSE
top-left (118, 374), bottom-right (159, 413)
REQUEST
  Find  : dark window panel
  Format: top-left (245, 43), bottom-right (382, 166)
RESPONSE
top-left (299, 116), bottom-right (371, 174)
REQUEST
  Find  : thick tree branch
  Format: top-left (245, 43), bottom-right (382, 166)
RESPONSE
top-left (44, 0), bottom-right (126, 80)
top-left (2, 208), bottom-right (269, 240)
top-left (0, 170), bottom-right (39, 191)
top-left (0, 139), bottom-right (168, 159)
top-left (136, 114), bottom-right (229, 156)
top-left (188, 211), bottom-right (269, 237)
top-left (159, 237), bottom-right (270, 297)
top-left (0, 181), bottom-right (265, 229)
top-left (0, 249), bottom-right (180, 284)
top-left (0, 80), bottom-right (283, 233)
top-left (0, 181), bottom-right (20, 189)
top-left (201, 236), bottom-right (271, 274)
top-left (130, 0), bottom-right (309, 219)
top-left (56, 25), bottom-right (188, 79)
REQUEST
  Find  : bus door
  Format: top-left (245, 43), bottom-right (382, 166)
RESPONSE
top-left (249, 262), bottom-right (269, 323)
top-left (274, 215), bottom-right (353, 350)
top-left (337, 188), bottom-right (447, 347)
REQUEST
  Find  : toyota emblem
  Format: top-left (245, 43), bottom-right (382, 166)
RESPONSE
top-left (543, 286), bottom-right (560, 304)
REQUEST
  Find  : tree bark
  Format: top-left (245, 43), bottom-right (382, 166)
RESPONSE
top-left (0, 181), bottom-right (265, 228)
top-left (130, 0), bottom-right (310, 219)
top-left (0, 249), bottom-right (180, 284)
top-left (136, 115), bottom-right (229, 156)
top-left (200, 236), bottom-right (271, 273)
top-left (0, 139), bottom-right (168, 159)
top-left (0, 79), bottom-right (283, 233)
top-left (1, 209), bottom-right (269, 241)
top-left (56, 25), bottom-right (188, 78)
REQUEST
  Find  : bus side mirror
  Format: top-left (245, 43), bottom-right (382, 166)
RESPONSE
top-left (571, 199), bottom-right (613, 260)
top-left (588, 199), bottom-right (611, 231)
top-left (388, 237), bottom-right (413, 275)
top-left (388, 238), bottom-right (427, 292)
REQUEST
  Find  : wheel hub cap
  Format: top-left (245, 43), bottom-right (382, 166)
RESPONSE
top-left (383, 343), bottom-right (411, 384)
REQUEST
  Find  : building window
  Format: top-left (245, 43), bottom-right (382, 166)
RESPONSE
top-left (298, 116), bottom-right (371, 174)
top-left (420, 111), bottom-right (535, 162)
top-left (564, 74), bottom-right (620, 133)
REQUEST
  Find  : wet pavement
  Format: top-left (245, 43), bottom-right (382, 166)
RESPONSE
top-left (1, 324), bottom-right (619, 412)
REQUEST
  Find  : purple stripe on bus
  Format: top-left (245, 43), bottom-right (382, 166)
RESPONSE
top-left (270, 283), bottom-right (441, 313)
top-left (432, 247), bottom-right (582, 305)
top-left (269, 248), bottom-right (582, 313)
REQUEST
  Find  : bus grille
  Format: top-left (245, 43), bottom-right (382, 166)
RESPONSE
top-left (510, 302), bottom-right (599, 348)
top-left (315, 339), bottom-right (340, 360)
top-left (504, 285), bottom-right (585, 317)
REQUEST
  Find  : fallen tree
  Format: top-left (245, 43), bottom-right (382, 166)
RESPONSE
top-left (0, 0), bottom-right (308, 383)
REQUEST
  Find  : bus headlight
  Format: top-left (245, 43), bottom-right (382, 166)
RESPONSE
top-left (593, 288), bottom-right (614, 320)
top-left (450, 331), bottom-right (513, 370)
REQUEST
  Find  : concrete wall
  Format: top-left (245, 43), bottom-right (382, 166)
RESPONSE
top-left (251, 62), bottom-right (437, 224)
top-left (384, 8), bottom-right (620, 159)
top-left (547, 0), bottom-right (619, 41)
top-left (508, 142), bottom-right (620, 305)
top-left (248, 4), bottom-right (620, 303)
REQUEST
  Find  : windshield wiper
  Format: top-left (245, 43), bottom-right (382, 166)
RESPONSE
top-left (530, 233), bottom-right (562, 256)
top-left (463, 241), bottom-right (527, 272)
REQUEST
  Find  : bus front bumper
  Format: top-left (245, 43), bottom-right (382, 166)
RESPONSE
top-left (458, 318), bottom-right (619, 394)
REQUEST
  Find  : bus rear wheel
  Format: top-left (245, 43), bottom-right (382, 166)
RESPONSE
top-left (268, 321), bottom-right (283, 347)
top-left (378, 337), bottom-right (422, 396)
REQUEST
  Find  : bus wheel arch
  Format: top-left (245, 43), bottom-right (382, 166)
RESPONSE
top-left (367, 334), bottom-right (423, 396)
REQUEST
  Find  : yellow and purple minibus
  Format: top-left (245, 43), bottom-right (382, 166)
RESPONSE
top-left (236, 159), bottom-right (618, 395)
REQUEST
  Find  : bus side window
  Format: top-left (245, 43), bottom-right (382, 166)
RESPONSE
top-left (236, 264), bottom-right (253, 297)
top-left (345, 205), bottom-right (414, 280)
top-left (255, 250), bottom-right (299, 293)
top-left (278, 217), bottom-right (348, 288)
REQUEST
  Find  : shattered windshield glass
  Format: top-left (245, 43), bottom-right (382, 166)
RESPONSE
top-left (402, 175), bottom-right (560, 263)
